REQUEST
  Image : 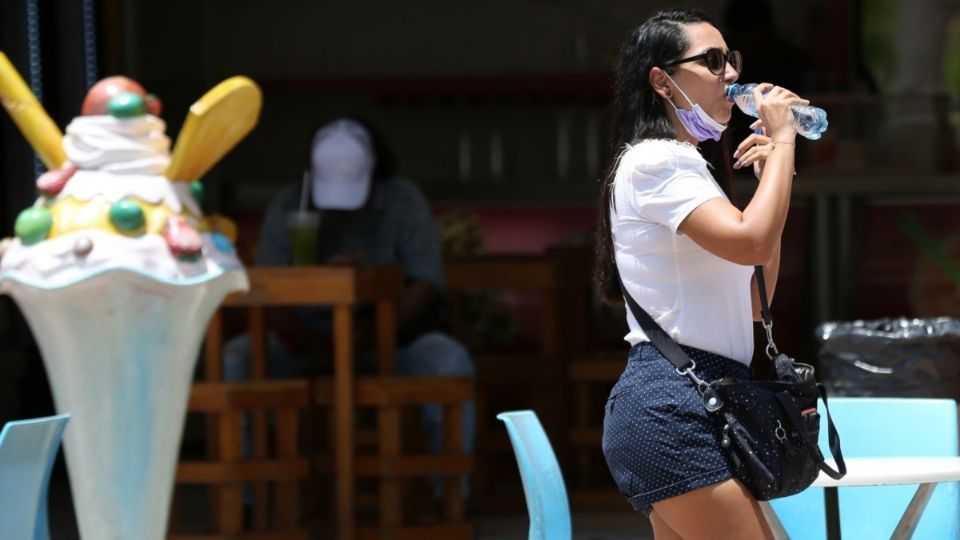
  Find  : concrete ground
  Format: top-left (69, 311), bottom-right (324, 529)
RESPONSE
top-left (47, 471), bottom-right (654, 540)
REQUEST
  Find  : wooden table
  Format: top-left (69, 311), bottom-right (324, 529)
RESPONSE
top-left (203, 265), bottom-right (404, 540)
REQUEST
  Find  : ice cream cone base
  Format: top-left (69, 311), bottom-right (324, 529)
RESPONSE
top-left (0, 267), bottom-right (247, 540)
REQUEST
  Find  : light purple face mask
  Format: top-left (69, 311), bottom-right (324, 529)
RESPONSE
top-left (665, 73), bottom-right (727, 142)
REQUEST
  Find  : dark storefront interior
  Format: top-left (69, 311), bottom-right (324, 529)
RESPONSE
top-left (1, 0), bottom-right (959, 538)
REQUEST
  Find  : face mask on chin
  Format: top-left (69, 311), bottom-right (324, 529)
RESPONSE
top-left (664, 72), bottom-right (727, 142)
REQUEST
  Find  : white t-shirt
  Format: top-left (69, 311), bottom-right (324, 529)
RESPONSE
top-left (611, 139), bottom-right (755, 365)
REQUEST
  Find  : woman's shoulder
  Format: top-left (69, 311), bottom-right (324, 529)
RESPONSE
top-left (619, 139), bottom-right (707, 180)
top-left (621, 139), bottom-right (705, 170)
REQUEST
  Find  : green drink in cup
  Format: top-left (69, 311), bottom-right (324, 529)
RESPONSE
top-left (288, 210), bottom-right (320, 265)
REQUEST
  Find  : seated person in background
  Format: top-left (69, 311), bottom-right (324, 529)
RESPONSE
top-left (223, 117), bottom-right (475, 481)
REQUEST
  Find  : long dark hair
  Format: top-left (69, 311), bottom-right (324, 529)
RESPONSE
top-left (594, 8), bottom-right (732, 304)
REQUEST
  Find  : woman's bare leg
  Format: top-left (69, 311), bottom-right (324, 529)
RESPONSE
top-left (651, 479), bottom-right (774, 540)
top-left (650, 509), bottom-right (684, 540)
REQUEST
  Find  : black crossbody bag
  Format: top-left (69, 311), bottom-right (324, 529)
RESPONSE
top-left (619, 267), bottom-right (847, 500)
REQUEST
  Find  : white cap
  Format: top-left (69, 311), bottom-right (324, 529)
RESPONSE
top-left (310, 119), bottom-right (375, 210)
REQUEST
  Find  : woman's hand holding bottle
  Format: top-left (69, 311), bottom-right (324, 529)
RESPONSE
top-left (752, 83), bottom-right (808, 143)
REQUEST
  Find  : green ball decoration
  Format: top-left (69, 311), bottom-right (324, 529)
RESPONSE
top-left (14, 206), bottom-right (53, 246)
top-left (107, 92), bottom-right (146, 118)
top-left (109, 199), bottom-right (145, 232)
top-left (190, 181), bottom-right (204, 205)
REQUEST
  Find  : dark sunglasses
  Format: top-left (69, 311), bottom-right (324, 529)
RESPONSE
top-left (665, 48), bottom-right (742, 75)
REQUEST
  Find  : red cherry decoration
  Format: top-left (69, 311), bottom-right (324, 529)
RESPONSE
top-left (36, 163), bottom-right (78, 196)
top-left (163, 215), bottom-right (203, 260)
top-left (145, 93), bottom-right (163, 117)
top-left (81, 76), bottom-right (147, 116)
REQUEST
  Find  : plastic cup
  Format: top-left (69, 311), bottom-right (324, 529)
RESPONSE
top-left (288, 210), bottom-right (320, 265)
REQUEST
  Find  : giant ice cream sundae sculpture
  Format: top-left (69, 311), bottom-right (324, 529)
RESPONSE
top-left (0, 52), bottom-right (260, 539)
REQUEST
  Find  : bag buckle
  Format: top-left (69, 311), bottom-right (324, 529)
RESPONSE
top-left (676, 360), bottom-right (710, 393)
top-left (762, 319), bottom-right (780, 359)
top-left (774, 420), bottom-right (788, 442)
top-left (702, 386), bottom-right (723, 412)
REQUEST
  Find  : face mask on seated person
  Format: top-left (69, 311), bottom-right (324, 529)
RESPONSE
top-left (664, 72), bottom-right (727, 142)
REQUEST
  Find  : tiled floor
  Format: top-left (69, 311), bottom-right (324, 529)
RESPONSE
top-left (477, 511), bottom-right (653, 539)
top-left (47, 472), bottom-right (653, 539)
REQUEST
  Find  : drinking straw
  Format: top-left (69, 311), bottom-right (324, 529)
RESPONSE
top-left (299, 170), bottom-right (310, 212)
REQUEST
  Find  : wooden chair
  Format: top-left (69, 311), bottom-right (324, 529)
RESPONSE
top-left (177, 266), bottom-right (474, 539)
top-left (173, 380), bottom-right (311, 539)
top-left (444, 248), bottom-right (591, 510)
top-left (563, 288), bottom-right (632, 507)
top-left (566, 351), bottom-right (628, 507)
top-left (311, 375), bottom-right (474, 540)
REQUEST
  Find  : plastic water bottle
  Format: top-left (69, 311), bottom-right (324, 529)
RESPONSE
top-left (726, 83), bottom-right (828, 140)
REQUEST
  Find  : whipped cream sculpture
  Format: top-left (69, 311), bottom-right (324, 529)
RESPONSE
top-left (0, 51), bottom-right (260, 540)
top-left (1, 75), bottom-right (241, 282)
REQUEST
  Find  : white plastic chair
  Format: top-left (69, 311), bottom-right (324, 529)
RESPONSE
top-left (0, 414), bottom-right (70, 540)
top-left (497, 410), bottom-right (572, 540)
top-left (770, 398), bottom-right (959, 539)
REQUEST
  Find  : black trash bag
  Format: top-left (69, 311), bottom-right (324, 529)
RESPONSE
top-left (817, 317), bottom-right (960, 397)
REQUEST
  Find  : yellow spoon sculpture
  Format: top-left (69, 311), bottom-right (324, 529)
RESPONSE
top-left (166, 76), bottom-right (262, 182)
top-left (0, 51), bottom-right (66, 170)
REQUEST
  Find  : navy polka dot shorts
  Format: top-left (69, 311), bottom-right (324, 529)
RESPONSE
top-left (602, 342), bottom-right (751, 514)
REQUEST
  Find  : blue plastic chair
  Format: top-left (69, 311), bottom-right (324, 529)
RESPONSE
top-left (769, 398), bottom-right (959, 539)
top-left (0, 414), bottom-right (70, 540)
top-left (497, 410), bottom-right (572, 540)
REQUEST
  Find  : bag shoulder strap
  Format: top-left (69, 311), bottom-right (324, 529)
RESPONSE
top-left (621, 268), bottom-right (848, 479)
top-left (617, 273), bottom-right (693, 371)
top-left (754, 265), bottom-right (780, 359)
top-left (774, 386), bottom-right (847, 479)
top-left (618, 266), bottom-right (777, 371)
top-left (753, 265), bottom-right (771, 324)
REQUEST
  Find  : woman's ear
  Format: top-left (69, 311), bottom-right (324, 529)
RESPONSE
top-left (649, 67), bottom-right (673, 101)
